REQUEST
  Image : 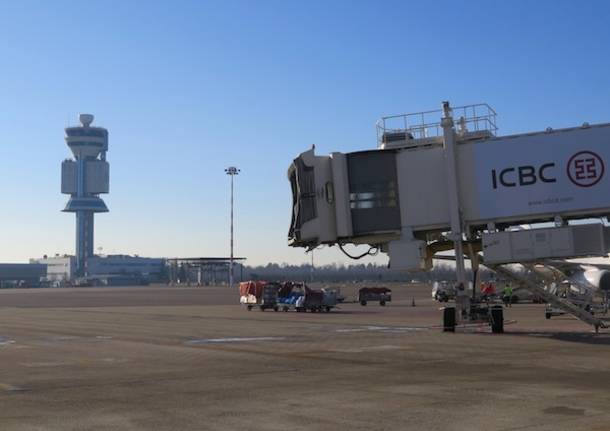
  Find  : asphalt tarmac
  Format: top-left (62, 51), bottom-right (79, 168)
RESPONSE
top-left (0, 283), bottom-right (609, 431)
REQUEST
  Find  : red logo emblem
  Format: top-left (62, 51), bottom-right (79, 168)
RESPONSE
top-left (567, 151), bottom-right (604, 187)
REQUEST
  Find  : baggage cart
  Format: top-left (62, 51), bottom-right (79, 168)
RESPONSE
top-left (358, 287), bottom-right (392, 306)
top-left (277, 283), bottom-right (337, 312)
top-left (239, 281), bottom-right (280, 311)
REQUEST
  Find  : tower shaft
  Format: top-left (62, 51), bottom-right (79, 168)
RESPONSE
top-left (75, 211), bottom-right (94, 275)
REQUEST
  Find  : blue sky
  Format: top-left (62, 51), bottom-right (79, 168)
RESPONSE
top-left (1, 0), bottom-right (609, 265)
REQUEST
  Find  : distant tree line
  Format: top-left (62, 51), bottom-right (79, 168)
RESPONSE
top-left (238, 262), bottom-right (493, 283)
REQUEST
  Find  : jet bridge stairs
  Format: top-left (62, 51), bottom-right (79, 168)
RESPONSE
top-left (485, 260), bottom-right (609, 332)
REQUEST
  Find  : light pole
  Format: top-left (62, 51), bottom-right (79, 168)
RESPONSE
top-left (225, 166), bottom-right (240, 288)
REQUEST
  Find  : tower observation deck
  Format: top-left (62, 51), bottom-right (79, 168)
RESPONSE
top-left (61, 114), bottom-right (109, 277)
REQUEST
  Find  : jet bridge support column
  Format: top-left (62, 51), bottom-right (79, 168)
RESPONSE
top-left (468, 243), bottom-right (481, 302)
top-left (441, 101), bottom-right (469, 316)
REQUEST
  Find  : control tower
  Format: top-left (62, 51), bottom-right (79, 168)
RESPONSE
top-left (61, 114), bottom-right (109, 277)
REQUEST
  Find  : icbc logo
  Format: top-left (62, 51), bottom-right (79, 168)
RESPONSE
top-left (567, 151), bottom-right (605, 187)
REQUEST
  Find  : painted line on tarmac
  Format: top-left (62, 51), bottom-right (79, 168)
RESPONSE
top-left (0, 336), bottom-right (15, 346)
top-left (0, 383), bottom-right (28, 392)
top-left (45, 335), bottom-right (80, 341)
top-left (335, 326), bottom-right (392, 333)
top-left (42, 335), bottom-right (113, 343)
top-left (21, 361), bottom-right (74, 368)
top-left (335, 325), bottom-right (431, 333)
top-left (21, 357), bottom-right (128, 368)
top-left (329, 345), bottom-right (403, 353)
top-left (185, 337), bottom-right (286, 345)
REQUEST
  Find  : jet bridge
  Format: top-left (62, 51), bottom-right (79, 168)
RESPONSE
top-left (287, 101), bottom-right (610, 328)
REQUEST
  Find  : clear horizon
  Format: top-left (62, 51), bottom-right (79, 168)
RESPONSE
top-left (1, 0), bottom-right (610, 266)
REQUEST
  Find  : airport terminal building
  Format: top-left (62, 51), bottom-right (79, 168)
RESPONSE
top-left (0, 263), bottom-right (47, 288)
top-left (31, 255), bottom-right (166, 285)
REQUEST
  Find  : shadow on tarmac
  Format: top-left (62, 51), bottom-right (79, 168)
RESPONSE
top-left (508, 331), bottom-right (610, 346)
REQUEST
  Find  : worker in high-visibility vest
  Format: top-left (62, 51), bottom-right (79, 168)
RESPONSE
top-left (503, 284), bottom-right (513, 307)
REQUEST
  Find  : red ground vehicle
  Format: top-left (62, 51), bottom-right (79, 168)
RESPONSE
top-left (358, 287), bottom-right (392, 306)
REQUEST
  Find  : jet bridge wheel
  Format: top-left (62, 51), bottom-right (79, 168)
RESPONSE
top-left (443, 307), bottom-right (456, 332)
top-left (490, 305), bottom-right (504, 334)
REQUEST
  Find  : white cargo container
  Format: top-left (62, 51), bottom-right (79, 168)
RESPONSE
top-left (482, 224), bottom-right (609, 264)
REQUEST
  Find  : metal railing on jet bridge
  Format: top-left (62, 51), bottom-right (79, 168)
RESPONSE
top-left (376, 103), bottom-right (498, 146)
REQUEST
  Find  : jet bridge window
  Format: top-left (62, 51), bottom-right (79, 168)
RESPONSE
top-left (294, 159), bottom-right (316, 223)
top-left (347, 151), bottom-right (400, 235)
